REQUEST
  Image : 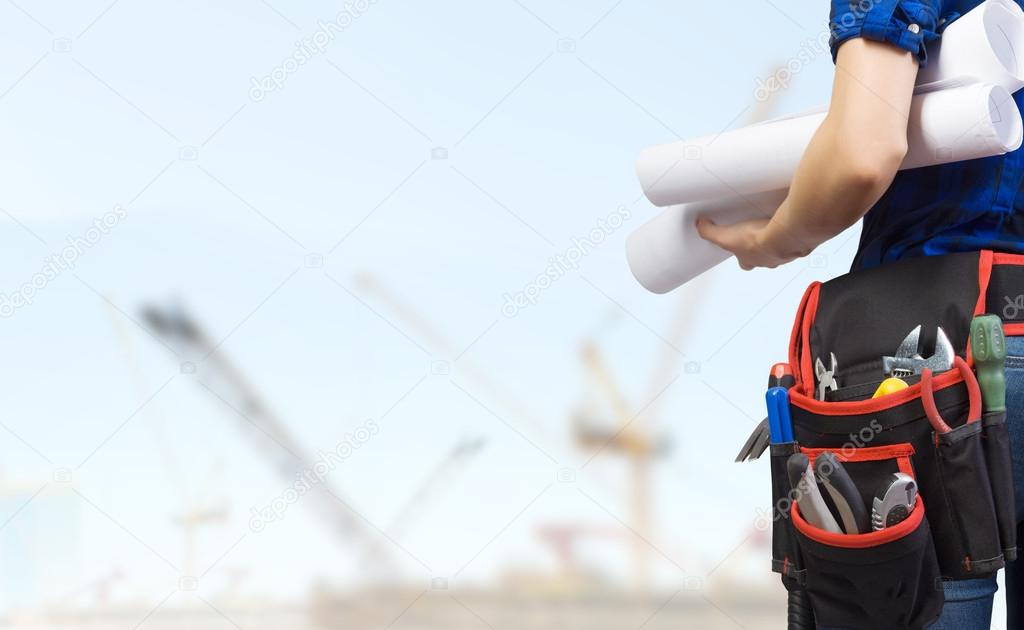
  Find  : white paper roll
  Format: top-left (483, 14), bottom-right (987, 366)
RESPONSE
top-left (637, 0), bottom-right (1024, 208)
top-left (626, 189), bottom-right (787, 294)
top-left (628, 0), bottom-right (1024, 294)
top-left (628, 85), bottom-right (1022, 293)
top-left (917, 0), bottom-right (1024, 93)
top-left (904, 82), bottom-right (1023, 167)
top-left (638, 84), bottom-right (1021, 208)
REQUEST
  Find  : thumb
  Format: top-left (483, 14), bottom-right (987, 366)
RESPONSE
top-left (695, 217), bottom-right (727, 247)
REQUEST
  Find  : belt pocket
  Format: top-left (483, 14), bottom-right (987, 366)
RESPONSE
top-left (769, 441), bottom-right (804, 583)
top-left (932, 420), bottom-right (1004, 574)
top-left (790, 443), bottom-right (944, 629)
top-left (923, 364), bottom-right (1006, 575)
top-left (792, 499), bottom-right (944, 630)
top-left (982, 411), bottom-right (1018, 560)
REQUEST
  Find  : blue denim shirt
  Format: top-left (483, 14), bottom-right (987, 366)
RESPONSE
top-left (830, 0), bottom-right (1024, 270)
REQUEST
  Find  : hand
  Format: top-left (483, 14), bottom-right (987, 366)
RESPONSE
top-left (696, 217), bottom-right (804, 271)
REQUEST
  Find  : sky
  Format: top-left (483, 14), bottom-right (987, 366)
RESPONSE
top-left (0, 0), bottom-right (925, 618)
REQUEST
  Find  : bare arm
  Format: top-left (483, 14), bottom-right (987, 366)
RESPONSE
top-left (697, 38), bottom-right (920, 269)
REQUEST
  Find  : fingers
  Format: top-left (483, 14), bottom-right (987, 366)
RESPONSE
top-left (696, 217), bottom-right (777, 272)
top-left (695, 217), bottom-right (727, 248)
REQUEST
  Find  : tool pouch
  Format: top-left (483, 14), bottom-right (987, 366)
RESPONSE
top-left (932, 418), bottom-right (1004, 574)
top-left (792, 497), bottom-right (942, 630)
top-left (762, 250), bottom-right (1024, 626)
top-left (768, 441), bottom-right (804, 583)
top-left (982, 410), bottom-right (1018, 561)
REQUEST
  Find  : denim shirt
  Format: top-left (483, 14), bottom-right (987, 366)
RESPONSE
top-left (829, 0), bottom-right (1024, 270)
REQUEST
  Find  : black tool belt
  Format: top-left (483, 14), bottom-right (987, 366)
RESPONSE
top-left (766, 250), bottom-right (1019, 630)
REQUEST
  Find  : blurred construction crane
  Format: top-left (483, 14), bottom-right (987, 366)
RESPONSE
top-left (354, 272), bottom-right (669, 589)
top-left (536, 523), bottom-right (624, 577)
top-left (384, 436), bottom-right (485, 541)
top-left (352, 272), bottom-right (556, 444)
top-left (140, 303), bottom-right (400, 575)
top-left (175, 459), bottom-right (229, 578)
top-left (358, 435), bottom-right (485, 571)
top-left (573, 68), bottom-right (788, 591)
top-left (105, 299), bottom-right (229, 579)
top-left (354, 75), bottom-right (785, 585)
top-left (573, 341), bottom-right (671, 591)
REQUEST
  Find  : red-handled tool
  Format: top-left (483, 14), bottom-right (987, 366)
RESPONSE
top-left (768, 362), bottom-right (796, 389)
top-left (920, 356), bottom-right (981, 434)
top-left (735, 363), bottom-right (796, 463)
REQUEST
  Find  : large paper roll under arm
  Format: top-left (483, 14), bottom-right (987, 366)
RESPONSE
top-left (626, 189), bottom-right (787, 294)
top-left (628, 0), bottom-right (1024, 294)
top-left (917, 0), bottom-right (1024, 93)
top-left (627, 84), bottom-right (1022, 293)
top-left (637, 83), bottom-right (1022, 208)
top-left (637, 0), bottom-right (1024, 208)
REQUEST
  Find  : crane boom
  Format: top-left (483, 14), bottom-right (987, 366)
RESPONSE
top-left (141, 304), bottom-right (398, 573)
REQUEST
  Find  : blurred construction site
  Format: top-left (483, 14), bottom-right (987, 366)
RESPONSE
top-left (0, 275), bottom-right (785, 629)
top-left (0, 1), bottom-right (863, 628)
top-left (0, 275), bottom-right (778, 629)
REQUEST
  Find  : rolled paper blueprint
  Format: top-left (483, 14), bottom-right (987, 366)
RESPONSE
top-left (637, 83), bottom-right (1022, 207)
top-left (917, 0), bottom-right (1024, 93)
top-left (904, 82), bottom-right (1023, 168)
top-left (628, 84), bottom-right (1022, 293)
top-left (626, 189), bottom-right (787, 294)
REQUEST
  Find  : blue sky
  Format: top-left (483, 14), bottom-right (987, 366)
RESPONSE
top-left (0, 0), bottom-right (871, 612)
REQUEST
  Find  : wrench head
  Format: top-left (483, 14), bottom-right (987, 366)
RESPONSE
top-left (925, 327), bottom-right (954, 371)
top-left (883, 326), bottom-right (954, 376)
top-left (894, 325), bottom-right (923, 359)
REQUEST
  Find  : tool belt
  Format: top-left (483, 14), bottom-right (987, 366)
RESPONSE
top-left (766, 250), bottom-right (1020, 630)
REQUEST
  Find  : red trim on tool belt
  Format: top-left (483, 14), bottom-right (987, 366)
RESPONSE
top-left (789, 282), bottom-right (820, 396)
top-left (788, 367), bottom-right (964, 416)
top-left (794, 283), bottom-right (821, 399)
top-left (801, 443), bottom-right (915, 464)
top-left (802, 443), bottom-right (915, 476)
top-left (993, 252), bottom-right (1024, 266)
top-left (792, 498), bottom-right (925, 549)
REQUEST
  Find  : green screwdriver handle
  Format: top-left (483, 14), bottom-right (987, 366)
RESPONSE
top-left (971, 315), bottom-right (1007, 413)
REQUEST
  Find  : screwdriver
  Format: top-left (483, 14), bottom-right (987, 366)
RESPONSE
top-left (766, 386), bottom-right (794, 443)
top-left (734, 363), bottom-right (796, 462)
top-left (971, 315), bottom-right (1007, 412)
top-left (768, 362), bottom-right (796, 389)
top-left (766, 363), bottom-right (795, 443)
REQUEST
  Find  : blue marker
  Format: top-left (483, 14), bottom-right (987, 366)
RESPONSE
top-left (765, 387), bottom-right (794, 443)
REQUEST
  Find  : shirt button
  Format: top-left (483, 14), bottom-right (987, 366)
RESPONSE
top-left (908, 23), bottom-right (921, 33)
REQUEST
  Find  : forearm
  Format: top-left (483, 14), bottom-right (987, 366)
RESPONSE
top-left (760, 116), bottom-right (906, 257)
top-left (760, 39), bottom-right (918, 258)
top-left (696, 39), bottom-right (919, 270)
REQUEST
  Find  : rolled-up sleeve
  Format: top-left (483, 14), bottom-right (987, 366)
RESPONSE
top-left (829, 0), bottom-right (942, 65)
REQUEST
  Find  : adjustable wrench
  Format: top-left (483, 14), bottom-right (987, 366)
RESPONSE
top-left (882, 325), bottom-right (954, 378)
